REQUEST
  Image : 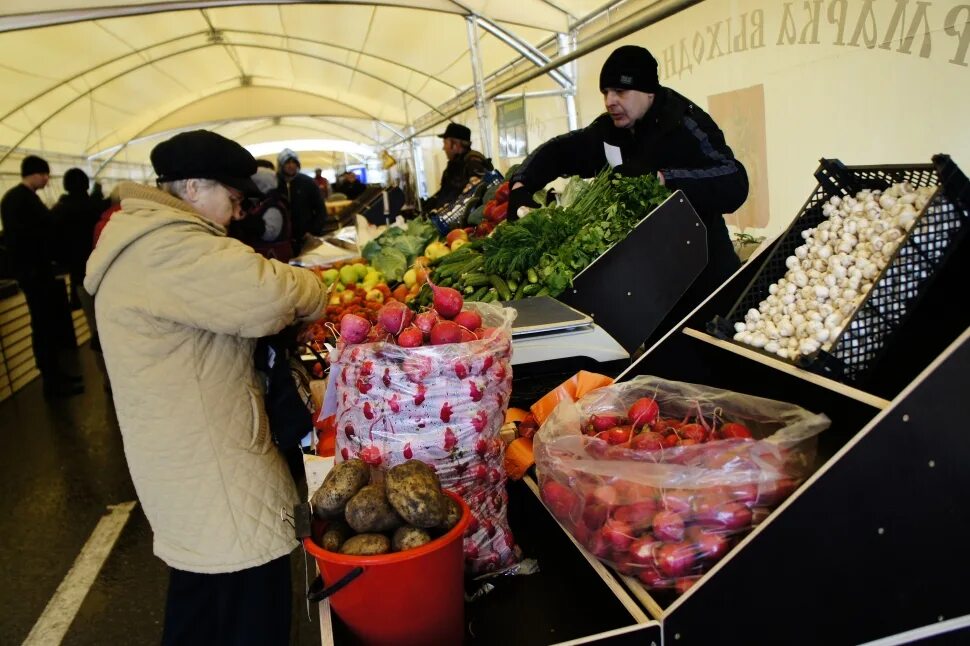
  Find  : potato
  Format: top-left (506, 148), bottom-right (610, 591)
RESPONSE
top-left (345, 484), bottom-right (403, 533)
top-left (438, 495), bottom-right (462, 532)
top-left (385, 460), bottom-right (446, 528)
top-left (318, 519), bottom-right (353, 553)
top-left (311, 458), bottom-right (370, 519)
top-left (340, 534), bottom-right (391, 556)
top-left (392, 525), bottom-right (432, 552)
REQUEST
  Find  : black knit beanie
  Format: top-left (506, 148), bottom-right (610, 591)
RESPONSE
top-left (21, 155), bottom-right (50, 177)
top-left (599, 45), bottom-right (660, 93)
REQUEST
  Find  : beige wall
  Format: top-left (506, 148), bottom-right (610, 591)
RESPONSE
top-left (430, 0), bottom-right (970, 240)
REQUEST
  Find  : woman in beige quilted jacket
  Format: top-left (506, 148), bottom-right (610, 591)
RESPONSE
top-left (84, 130), bottom-right (327, 646)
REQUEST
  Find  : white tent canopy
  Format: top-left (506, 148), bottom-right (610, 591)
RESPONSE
top-left (0, 0), bottom-right (632, 181)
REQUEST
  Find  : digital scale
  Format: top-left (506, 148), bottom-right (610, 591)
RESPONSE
top-left (507, 296), bottom-right (628, 365)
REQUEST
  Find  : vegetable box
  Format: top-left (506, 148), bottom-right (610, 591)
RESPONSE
top-left (709, 155), bottom-right (970, 389)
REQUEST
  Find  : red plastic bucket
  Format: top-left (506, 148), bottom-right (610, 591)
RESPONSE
top-left (303, 489), bottom-right (470, 646)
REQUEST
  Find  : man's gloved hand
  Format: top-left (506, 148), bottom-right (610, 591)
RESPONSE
top-left (507, 185), bottom-right (540, 221)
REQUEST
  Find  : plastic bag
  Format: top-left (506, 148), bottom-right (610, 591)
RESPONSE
top-left (330, 302), bottom-right (519, 573)
top-left (533, 375), bottom-right (830, 593)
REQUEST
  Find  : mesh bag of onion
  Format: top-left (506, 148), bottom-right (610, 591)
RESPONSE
top-left (533, 375), bottom-right (830, 594)
top-left (329, 301), bottom-right (519, 573)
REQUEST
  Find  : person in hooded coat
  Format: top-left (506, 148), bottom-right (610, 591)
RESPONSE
top-left (276, 148), bottom-right (326, 255)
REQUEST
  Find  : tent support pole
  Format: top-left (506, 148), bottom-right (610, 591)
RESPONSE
top-left (465, 16), bottom-right (493, 160)
top-left (558, 31), bottom-right (579, 132)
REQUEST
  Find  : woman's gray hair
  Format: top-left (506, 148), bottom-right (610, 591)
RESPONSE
top-left (159, 178), bottom-right (217, 200)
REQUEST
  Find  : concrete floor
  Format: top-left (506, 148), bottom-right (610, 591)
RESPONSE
top-left (0, 345), bottom-right (322, 645)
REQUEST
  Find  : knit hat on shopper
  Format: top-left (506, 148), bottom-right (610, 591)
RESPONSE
top-left (21, 155), bottom-right (50, 177)
top-left (277, 148), bottom-right (301, 169)
top-left (599, 45), bottom-right (660, 93)
top-left (151, 130), bottom-right (259, 196)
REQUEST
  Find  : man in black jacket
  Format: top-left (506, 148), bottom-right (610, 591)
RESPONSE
top-left (423, 122), bottom-right (492, 212)
top-left (276, 148), bottom-right (326, 255)
top-left (508, 45), bottom-right (747, 339)
top-left (1, 155), bottom-right (83, 397)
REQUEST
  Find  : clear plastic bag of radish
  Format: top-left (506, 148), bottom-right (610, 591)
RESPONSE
top-left (329, 301), bottom-right (519, 573)
top-left (533, 375), bottom-right (830, 594)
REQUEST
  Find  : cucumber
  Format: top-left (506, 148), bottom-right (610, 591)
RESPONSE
top-left (481, 289), bottom-right (498, 303)
top-left (488, 275), bottom-right (512, 301)
top-left (521, 283), bottom-right (543, 296)
top-left (469, 286), bottom-right (489, 301)
top-left (526, 268), bottom-right (539, 284)
top-left (462, 272), bottom-right (492, 288)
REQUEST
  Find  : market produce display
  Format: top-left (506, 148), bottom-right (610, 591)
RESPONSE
top-left (732, 182), bottom-right (936, 360)
top-left (362, 218), bottom-right (438, 282)
top-left (430, 170), bottom-right (669, 300)
top-left (533, 376), bottom-right (830, 594)
top-left (327, 299), bottom-right (519, 573)
top-left (309, 458), bottom-right (464, 555)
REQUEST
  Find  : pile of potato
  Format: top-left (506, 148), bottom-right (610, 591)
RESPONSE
top-left (310, 458), bottom-right (463, 555)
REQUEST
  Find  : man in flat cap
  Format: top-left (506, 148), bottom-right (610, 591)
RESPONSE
top-left (508, 44), bottom-right (747, 343)
top-left (85, 130), bottom-right (327, 645)
top-left (1, 155), bottom-right (84, 397)
top-left (423, 122), bottom-right (493, 212)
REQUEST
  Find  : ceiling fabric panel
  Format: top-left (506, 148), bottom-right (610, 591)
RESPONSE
top-left (0, 1), bottom-right (625, 173)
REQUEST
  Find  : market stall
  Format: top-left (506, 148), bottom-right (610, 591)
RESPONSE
top-left (296, 154), bottom-right (970, 645)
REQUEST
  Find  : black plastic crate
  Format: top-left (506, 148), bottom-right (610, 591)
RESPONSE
top-left (709, 154), bottom-right (970, 387)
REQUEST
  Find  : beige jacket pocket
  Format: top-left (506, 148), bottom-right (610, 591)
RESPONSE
top-left (246, 387), bottom-right (272, 454)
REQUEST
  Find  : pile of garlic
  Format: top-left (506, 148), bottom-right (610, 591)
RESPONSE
top-left (733, 182), bottom-right (936, 360)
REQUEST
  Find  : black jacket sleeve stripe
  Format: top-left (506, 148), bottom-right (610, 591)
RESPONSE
top-left (663, 115), bottom-right (740, 181)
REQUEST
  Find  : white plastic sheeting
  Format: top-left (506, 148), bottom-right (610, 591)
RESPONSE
top-left (0, 0), bottom-right (615, 177)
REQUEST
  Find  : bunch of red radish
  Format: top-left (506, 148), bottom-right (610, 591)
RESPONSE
top-left (339, 282), bottom-right (496, 347)
top-left (584, 396), bottom-right (754, 451)
top-left (538, 395), bottom-right (807, 594)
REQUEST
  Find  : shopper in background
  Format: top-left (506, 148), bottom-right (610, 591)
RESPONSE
top-left (51, 168), bottom-right (101, 310)
top-left (276, 148), bottom-right (326, 256)
top-left (507, 45), bottom-right (748, 337)
top-left (230, 166), bottom-right (294, 263)
top-left (333, 170), bottom-right (366, 200)
top-left (85, 130), bottom-right (328, 646)
top-left (313, 167), bottom-right (331, 199)
top-left (422, 122), bottom-right (492, 212)
top-left (1, 155), bottom-right (84, 398)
